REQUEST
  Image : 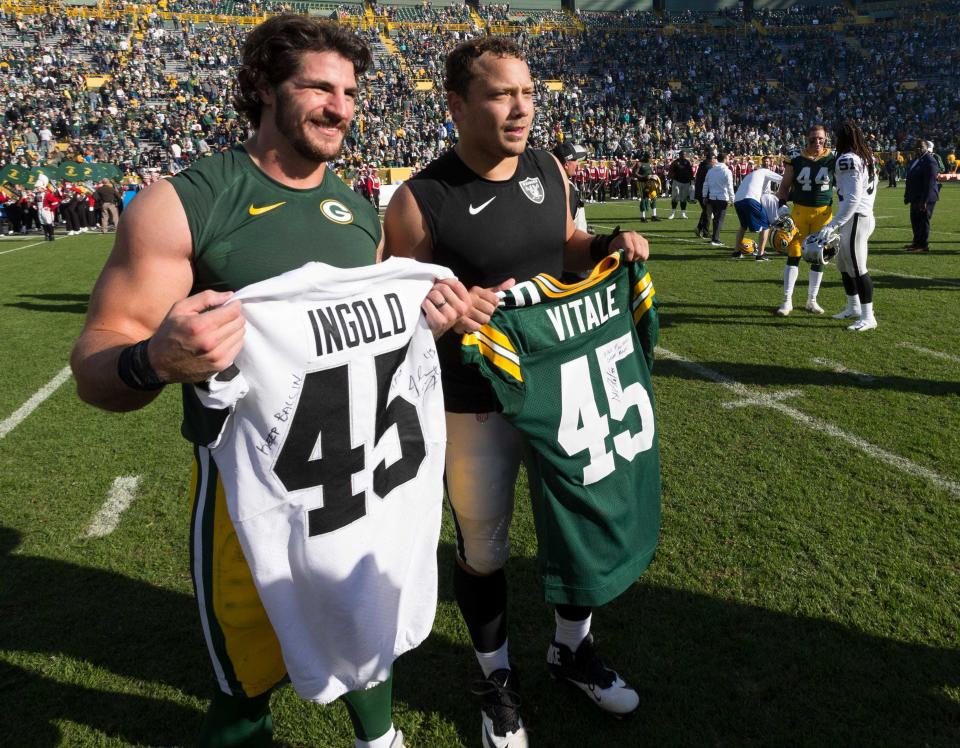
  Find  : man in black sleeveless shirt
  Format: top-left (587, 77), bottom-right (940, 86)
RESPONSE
top-left (385, 37), bottom-right (649, 748)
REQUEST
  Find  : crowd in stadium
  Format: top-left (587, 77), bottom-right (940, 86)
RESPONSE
top-left (0, 0), bottom-right (958, 190)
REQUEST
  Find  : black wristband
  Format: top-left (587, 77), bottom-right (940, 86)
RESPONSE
top-left (117, 338), bottom-right (166, 391)
top-left (589, 225), bottom-right (622, 263)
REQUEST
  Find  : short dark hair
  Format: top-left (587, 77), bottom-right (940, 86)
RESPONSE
top-left (444, 36), bottom-right (525, 98)
top-left (235, 15), bottom-right (371, 127)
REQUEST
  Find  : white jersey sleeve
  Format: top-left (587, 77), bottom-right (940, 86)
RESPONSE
top-left (830, 152), bottom-right (878, 229)
top-left (760, 192), bottom-right (781, 224)
top-left (194, 257), bottom-right (452, 704)
top-left (733, 168), bottom-right (781, 202)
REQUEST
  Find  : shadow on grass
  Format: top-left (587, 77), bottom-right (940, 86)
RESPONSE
top-left (0, 526), bottom-right (207, 745)
top-left (6, 293), bottom-right (90, 314)
top-left (655, 358), bottom-right (959, 396)
top-left (658, 310), bottom-right (832, 330)
top-left (871, 274), bottom-right (960, 291)
top-left (3, 529), bottom-right (958, 746)
top-left (403, 543), bottom-right (960, 746)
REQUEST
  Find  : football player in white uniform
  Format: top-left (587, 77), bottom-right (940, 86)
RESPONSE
top-left (816, 120), bottom-right (880, 331)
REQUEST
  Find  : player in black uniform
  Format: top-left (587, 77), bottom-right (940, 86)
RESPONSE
top-left (384, 37), bottom-right (649, 748)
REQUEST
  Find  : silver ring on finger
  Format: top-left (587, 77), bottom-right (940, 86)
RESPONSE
top-left (434, 298), bottom-right (447, 309)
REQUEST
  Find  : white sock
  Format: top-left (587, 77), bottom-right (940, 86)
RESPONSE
top-left (651, 208), bottom-right (657, 216)
top-left (847, 294), bottom-right (861, 311)
top-left (807, 270), bottom-right (823, 302)
top-left (783, 264), bottom-right (799, 297)
top-left (554, 611), bottom-right (592, 650)
top-left (476, 641), bottom-right (510, 678)
top-left (861, 302), bottom-right (874, 320)
top-left (356, 725), bottom-right (396, 748)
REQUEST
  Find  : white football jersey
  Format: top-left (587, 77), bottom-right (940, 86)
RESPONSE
top-left (733, 167), bottom-right (781, 202)
top-left (196, 258), bottom-right (451, 703)
top-left (832, 152), bottom-right (878, 227)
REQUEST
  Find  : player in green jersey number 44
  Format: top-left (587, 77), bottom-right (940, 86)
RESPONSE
top-left (774, 124), bottom-right (837, 316)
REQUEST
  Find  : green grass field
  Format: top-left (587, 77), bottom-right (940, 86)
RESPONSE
top-left (1, 186), bottom-right (958, 747)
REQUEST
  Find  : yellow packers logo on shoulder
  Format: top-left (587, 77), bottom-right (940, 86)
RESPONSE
top-left (320, 199), bottom-right (353, 225)
top-left (248, 201), bottom-right (286, 216)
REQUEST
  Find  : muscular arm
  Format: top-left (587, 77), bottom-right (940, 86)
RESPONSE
top-left (70, 180), bottom-right (242, 411)
top-left (383, 183), bottom-right (471, 333)
top-left (382, 183), bottom-right (434, 262)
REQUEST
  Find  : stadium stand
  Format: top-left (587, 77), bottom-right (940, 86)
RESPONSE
top-left (0, 0), bottom-right (957, 187)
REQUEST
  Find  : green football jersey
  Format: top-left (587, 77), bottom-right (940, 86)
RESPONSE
top-left (168, 147), bottom-right (382, 445)
top-left (788, 148), bottom-right (837, 207)
top-left (462, 253), bottom-right (661, 606)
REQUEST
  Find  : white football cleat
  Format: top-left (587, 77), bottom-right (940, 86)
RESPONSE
top-left (667, 212), bottom-right (675, 219)
top-left (475, 669), bottom-right (528, 748)
top-left (776, 300), bottom-right (793, 316)
top-left (847, 318), bottom-right (878, 332)
top-left (832, 307), bottom-right (861, 319)
top-left (805, 301), bottom-right (825, 314)
top-left (548, 635), bottom-right (639, 717)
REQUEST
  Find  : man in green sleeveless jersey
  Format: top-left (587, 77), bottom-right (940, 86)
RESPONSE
top-left (774, 124), bottom-right (836, 316)
top-left (70, 16), bottom-right (467, 748)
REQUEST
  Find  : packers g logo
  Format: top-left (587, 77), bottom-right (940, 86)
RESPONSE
top-left (320, 199), bottom-right (353, 225)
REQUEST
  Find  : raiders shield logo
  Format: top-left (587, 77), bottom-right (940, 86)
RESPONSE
top-left (519, 177), bottom-right (545, 204)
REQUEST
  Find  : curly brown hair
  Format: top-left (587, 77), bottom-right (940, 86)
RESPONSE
top-left (234, 15), bottom-right (371, 128)
top-left (444, 36), bottom-right (525, 99)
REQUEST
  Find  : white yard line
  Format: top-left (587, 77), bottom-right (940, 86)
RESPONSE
top-left (872, 269), bottom-right (960, 287)
top-left (81, 475), bottom-right (142, 538)
top-left (593, 223), bottom-right (717, 246)
top-left (656, 346), bottom-right (960, 498)
top-left (812, 357), bottom-right (876, 383)
top-left (722, 389), bottom-right (802, 409)
top-left (0, 239), bottom-right (46, 255)
top-left (897, 342), bottom-right (960, 364)
top-left (0, 366), bottom-right (72, 440)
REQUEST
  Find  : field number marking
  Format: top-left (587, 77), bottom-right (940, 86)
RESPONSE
top-left (82, 476), bottom-right (142, 538)
top-left (0, 366), bottom-right (72, 440)
top-left (657, 346), bottom-right (960, 498)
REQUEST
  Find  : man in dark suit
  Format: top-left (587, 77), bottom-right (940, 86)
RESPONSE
top-left (904, 139), bottom-right (940, 253)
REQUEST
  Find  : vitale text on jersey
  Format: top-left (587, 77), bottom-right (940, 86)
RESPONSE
top-left (307, 293), bottom-right (407, 356)
top-left (545, 285), bottom-right (620, 341)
